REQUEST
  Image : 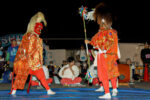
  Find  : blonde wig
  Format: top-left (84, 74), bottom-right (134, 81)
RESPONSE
top-left (26, 12), bottom-right (47, 34)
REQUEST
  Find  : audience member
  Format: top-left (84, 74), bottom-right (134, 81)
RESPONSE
top-left (58, 57), bottom-right (82, 86)
top-left (6, 39), bottom-right (18, 72)
top-left (76, 45), bottom-right (88, 78)
top-left (0, 51), bottom-right (5, 79)
top-left (141, 42), bottom-right (150, 65)
top-left (48, 61), bottom-right (55, 77)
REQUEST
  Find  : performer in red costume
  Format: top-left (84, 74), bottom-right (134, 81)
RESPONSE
top-left (10, 12), bottom-right (55, 95)
top-left (85, 3), bottom-right (120, 99)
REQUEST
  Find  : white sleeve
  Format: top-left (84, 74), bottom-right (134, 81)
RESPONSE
top-left (58, 66), bottom-right (67, 78)
top-left (73, 65), bottom-right (79, 77)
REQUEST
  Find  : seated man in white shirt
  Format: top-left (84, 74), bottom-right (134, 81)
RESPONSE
top-left (58, 57), bottom-right (82, 86)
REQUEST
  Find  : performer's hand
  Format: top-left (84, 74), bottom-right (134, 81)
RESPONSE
top-left (85, 40), bottom-right (90, 44)
top-left (7, 61), bottom-right (9, 64)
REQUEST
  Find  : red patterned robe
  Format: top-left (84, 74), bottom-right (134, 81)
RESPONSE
top-left (12, 32), bottom-right (47, 90)
top-left (90, 28), bottom-right (119, 93)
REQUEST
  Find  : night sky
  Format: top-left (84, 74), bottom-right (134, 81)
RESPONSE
top-left (0, 0), bottom-right (149, 49)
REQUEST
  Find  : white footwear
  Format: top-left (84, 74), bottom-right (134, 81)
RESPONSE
top-left (112, 89), bottom-right (118, 96)
top-left (99, 93), bottom-right (111, 99)
top-left (95, 86), bottom-right (104, 92)
top-left (11, 90), bottom-right (16, 95)
top-left (47, 89), bottom-right (56, 95)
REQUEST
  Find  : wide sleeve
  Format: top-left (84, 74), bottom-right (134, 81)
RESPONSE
top-left (113, 32), bottom-right (119, 60)
top-left (89, 31), bottom-right (109, 50)
top-left (107, 30), bottom-right (119, 59)
top-left (27, 34), bottom-right (44, 69)
top-left (28, 35), bottom-right (36, 54)
top-left (89, 33), bottom-right (100, 48)
top-left (27, 35), bottom-right (36, 67)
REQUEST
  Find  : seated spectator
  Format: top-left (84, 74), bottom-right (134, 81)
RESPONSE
top-left (0, 50), bottom-right (12, 83)
top-left (58, 60), bottom-right (68, 72)
top-left (85, 64), bottom-right (98, 85)
top-left (0, 41), bottom-right (6, 58)
top-left (31, 65), bottom-right (53, 86)
top-left (58, 57), bottom-right (82, 86)
top-left (0, 66), bottom-right (12, 83)
top-left (57, 60), bottom-right (68, 78)
top-left (0, 51), bottom-right (5, 79)
top-left (48, 61), bottom-right (55, 77)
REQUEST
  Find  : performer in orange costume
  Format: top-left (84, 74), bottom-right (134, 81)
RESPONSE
top-left (10, 12), bottom-right (55, 95)
top-left (85, 3), bottom-right (119, 99)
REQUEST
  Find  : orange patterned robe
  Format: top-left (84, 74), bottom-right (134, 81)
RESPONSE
top-left (13, 32), bottom-right (43, 89)
top-left (90, 28), bottom-right (119, 79)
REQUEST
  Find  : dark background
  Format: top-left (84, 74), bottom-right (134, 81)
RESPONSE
top-left (0, 0), bottom-right (149, 49)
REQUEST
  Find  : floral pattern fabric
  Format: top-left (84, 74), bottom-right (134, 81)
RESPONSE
top-left (90, 28), bottom-right (119, 79)
top-left (13, 32), bottom-right (43, 89)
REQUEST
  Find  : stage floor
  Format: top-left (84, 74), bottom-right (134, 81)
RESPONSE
top-left (0, 88), bottom-right (150, 100)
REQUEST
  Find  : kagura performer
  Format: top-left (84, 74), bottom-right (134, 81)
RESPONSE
top-left (10, 12), bottom-right (55, 95)
top-left (85, 3), bottom-right (120, 99)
